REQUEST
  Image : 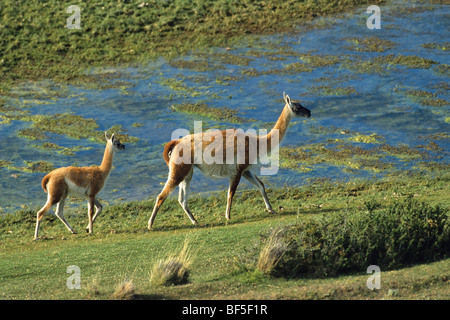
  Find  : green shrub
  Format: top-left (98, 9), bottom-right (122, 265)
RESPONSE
top-left (263, 198), bottom-right (450, 278)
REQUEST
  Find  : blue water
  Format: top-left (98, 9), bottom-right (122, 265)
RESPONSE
top-left (0, 1), bottom-right (448, 211)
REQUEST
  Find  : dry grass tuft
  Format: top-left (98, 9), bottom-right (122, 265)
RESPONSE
top-left (150, 239), bottom-right (193, 287)
top-left (112, 280), bottom-right (135, 300)
top-left (257, 229), bottom-right (289, 275)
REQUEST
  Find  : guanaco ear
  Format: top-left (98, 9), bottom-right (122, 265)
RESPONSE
top-left (105, 131), bottom-right (110, 141)
top-left (283, 92), bottom-right (292, 107)
top-left (111, 133), bottom-right (115, 142)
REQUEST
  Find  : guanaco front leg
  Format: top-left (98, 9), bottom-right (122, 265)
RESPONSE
top-left (86, 195), bottom-right (95, 234)
top-left (86, 199), bottom-right (102, 232)
top-left (242, 171), bottom-right (276, 214)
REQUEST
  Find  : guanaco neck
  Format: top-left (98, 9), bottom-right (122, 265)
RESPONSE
top-left (263, 105), bottom-right (292, 154)
top-left (99, 142), bottom-right (115, 174)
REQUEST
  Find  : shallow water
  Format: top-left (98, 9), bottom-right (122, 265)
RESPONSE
top-left (0, 1), bottom-right (448, 212)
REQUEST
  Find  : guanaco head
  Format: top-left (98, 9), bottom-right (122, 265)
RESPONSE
top-left (105, 132), bottom-right (125, 150)
top-left (283, 92), bottom-right (311, 118)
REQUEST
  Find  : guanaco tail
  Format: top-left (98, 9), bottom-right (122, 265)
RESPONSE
top-left (34, 132), bottom-right (125, 240)
top-left (148, 92), bottom-right (311, 229)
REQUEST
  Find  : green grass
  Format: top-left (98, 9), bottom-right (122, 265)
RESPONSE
top-left (0, 171), bottom-right (448, 299)
top-left (1, 0), bottom-right (448, 301)
top-left (0, 0), bottom-right (382, 94)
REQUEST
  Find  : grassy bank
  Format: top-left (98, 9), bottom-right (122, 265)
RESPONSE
top-left (0, 0), bottom-right (382, 94)
top-left (0, 172), bottom-right (448, 299)
top-left (1, 0), bottom-right (449, 301)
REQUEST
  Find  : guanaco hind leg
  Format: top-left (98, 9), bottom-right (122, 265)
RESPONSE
top-left (225, 174), bottom-right (242, 221)
top-left (148, 163), bottom-right (194, 229)
top-left (34, 181), bottom-right (68, 240)
top-left (54, 192), bottom-right (76, 234)
top-left (178, 168), bottom-right (197, 225)
top-left (34, 199), bottom-right (53, 240)
top-left (148, 181), bottom-right (175, 229)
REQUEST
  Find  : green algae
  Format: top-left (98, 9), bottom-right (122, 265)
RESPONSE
top-left (282, 62), bottom-right (314, 73)
top-left (12, 112), bottom-right (138, 157)
top-left (279, 142), bottom-right (393, 174)
top-left (0, 160), bottom-right (12, 168)
top-left (7, 82), bottom-right (71, 100)
top-left (168, 59), bottom-right (221, 72)
top-left (23, 161), bottom-right (55, 173)
top-left (156, 77), bottom-right (214, 98)
top-left (421, 98), bottom-right (449, 107)
top-left (242, 53), bottom-right (343, 77)
top-left (434, 64), bottom-right (449, 76)
top-left (5, 160), bottom-right (55, 174)
top-left (347, 133), bottom-right (383, 144)
top-left (340, 54), bottom-right (394, 75)
top-left (19, 114), bottom-right (100, 140)
top-left (279, 124), bottom-right (441, 175)
top-left (171, 102), bottom-right (254, 124)
top-left (298, 54), bottom-right (341, 68)
top-left (344, 36), bottom-right (397, 52)
top-left (307, 84), bottom-right (358, 96)
top-left (422, 42), bottom-right (449, 51)
top-left (97, 125), bottom-right (140, 144)
top-left (396, 88), bottom-right (449, 108)
top-left (241, 61), bottom-right (314, 77)
top-left (342, 54), bottom-right (440, 75)
top-left (33, 142), bottom-right (93, 156)
top-left (390, 54), bottom-right (439, 69)
top-left (197, 52), bottom-right (254, 67)
top-left (403, 89), bottom-right (437, 99)
top-left (215, 75), bottom-right (243, 86)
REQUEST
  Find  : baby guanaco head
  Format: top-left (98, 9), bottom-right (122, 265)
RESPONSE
top-left (105, 132), bottom-right (125, 150)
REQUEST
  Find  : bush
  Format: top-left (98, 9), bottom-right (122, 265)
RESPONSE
top-left (262, 198), bottom-right (450, 278)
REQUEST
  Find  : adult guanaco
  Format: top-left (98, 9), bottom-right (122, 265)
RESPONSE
top-left (148, 92), bottom-right (311, 229)
top-left (34, 132), bottom-right (125, 240)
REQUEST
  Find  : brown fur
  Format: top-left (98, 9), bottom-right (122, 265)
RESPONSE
top-left (148, 94), bottom-right (310, 229)
top-left (163, 140), bottom-right (179, 166)
top-left (41, 173), bottom-right (51, 193)
top-left (34, 133), bottom-right (124, 240)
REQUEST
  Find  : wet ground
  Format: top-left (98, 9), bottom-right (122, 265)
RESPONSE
top-left (0, 1), bottom-right (448, 211)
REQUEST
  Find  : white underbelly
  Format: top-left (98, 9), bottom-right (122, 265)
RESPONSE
top-left (65, 178), bottom-right (89, 196)
top-left (195, 163), bottom-right (243, 178)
